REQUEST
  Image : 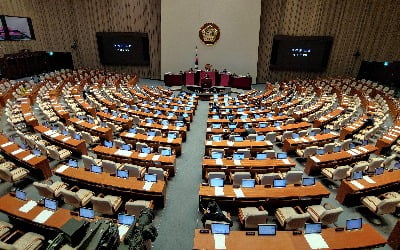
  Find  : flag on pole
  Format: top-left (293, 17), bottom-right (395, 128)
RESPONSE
top-left (195, 46), bottom-right (199, 70)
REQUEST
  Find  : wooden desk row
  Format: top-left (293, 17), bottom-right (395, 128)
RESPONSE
top-left (34, 125), bottom-right (88, 155)
top-left (49, 97), bottom-right (70, 121)
top-left (292, 100), bottom-right (325, 120)
top-left (192, 224), bottom-right (386, 250)
top-left (19, 98), bottom-right (39, 127)
top-left (0, 135), bottom-right (51, 179)
top-left (313, 107), bottom-right (345, 128)
top-left (139, 122), bottom-right (187, 142)
top-left (375, 125), bottom-right (400, 154)
top-left (339, 115), bottom-right (367, 140)
top-left (207, 115), bottom-right (289, 125)
top-left (305, 144), bottom-right (377, 175)
top-left (69, 117), bottom-right (113, 141)
top-left (73, 94), bottom-right (96, 116)
top-left (282, 132), bottom-right (339, 152)
top-left (204, 139), bottom-right (273, 156)
top-left (96, 111), bottom-right (133, 130)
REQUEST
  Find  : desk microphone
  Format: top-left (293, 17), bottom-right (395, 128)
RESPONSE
top-left (335, 227), bottom-right (344, 232)
top-left (292, 231), bottom-right (302, 235)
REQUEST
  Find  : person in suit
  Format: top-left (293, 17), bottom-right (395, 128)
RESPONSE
top-left (201, 200), bottom-right (233, 227)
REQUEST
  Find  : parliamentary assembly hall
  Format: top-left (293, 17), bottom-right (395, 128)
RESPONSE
top-left (0, 0), bottom-right (399, 249)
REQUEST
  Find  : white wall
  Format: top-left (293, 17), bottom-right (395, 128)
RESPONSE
top-left (161, 0), bottom-right (261, 82)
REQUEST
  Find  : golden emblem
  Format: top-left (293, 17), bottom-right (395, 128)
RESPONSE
top-left (199, 23), bottom-right (220, 46)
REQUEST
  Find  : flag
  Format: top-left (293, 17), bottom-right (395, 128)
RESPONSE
top-left (195, 46), bottom-right (199, 70)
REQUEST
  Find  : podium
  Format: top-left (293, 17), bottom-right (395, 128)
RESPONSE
top-left (201, 78), bottom-right (212, 89)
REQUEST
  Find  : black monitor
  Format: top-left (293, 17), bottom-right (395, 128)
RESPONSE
top-left (211, 151), bottom-right (223, 159)
top-left (256, 153), bottom-right (267, 160)
top-left (333, 146), bottom-right (341, 153)
top-left (241, 179), bottom-right (256, 188)
top-left (346, 218), bottom-right (362, 230)
top-left (277, 152), bottom-right (287, 159)
top-left (90, 165), bottom-right (102, 174)
top-left (375, 167), bottom-right (384, 175)
top-left (305, 223), bottom-right (322, 234)
top-left (352, 171), bottom-right (363, 180)
top-left (79, 207), bottom-right (95, 219)
top-left (141, 147), bottom-right (151, 154)
top-left (161, 149), bottom-right (172, 156)
top-left (210, 178), bottom-right (224, 187)
top-left (317, 149), bottom-right (325, 155)
top-left (68, 159), bottom-right (78, 168)
top-left (302, 177), bottom-right (315, 186)
top-left (121, 144), bottom-right (131, 151)
top-left (255, 135), bottom-right (265, 141)
top-left (117, 169), bottom-right (129, 179)
top-left (211, 223), bottom-right (230, 234)
top-left (15, 189), bottom-right (27, 201)
top-left (73, 134), bottom-right (81, 140)
top-left (104, 140), bottom-right (113, 148)
top-left (273, 179), bottom-right (286, 188)
top-left (118, 213), bottom-right (135, 226)
top-left (233, 153), bottom-right (245, 160)
top-left (144, 173), bottom-right (157, 182)
top-left (44, 198), bottom-right (58, 211)
top-left (258, 224), bottom-right (277, 236)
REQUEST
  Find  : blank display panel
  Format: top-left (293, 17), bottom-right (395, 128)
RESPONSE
top-left (270, 35), bottom-right (333, 72)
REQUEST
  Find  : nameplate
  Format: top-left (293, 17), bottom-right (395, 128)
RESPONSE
top-left (23, 112), bottom-right (32, 116)
top-left (214, 187), bottom-right (224, 196)
top-left (309, 136), bottom-right (317, 141)
top-left (23, 154), bottom-right (35, 161)
top-left (62, 137), bottom-right (71, 142)
top-left (363, 176), bottom-right (376, 184)
top-left (310, 156), bottom-right (320, 163)
top-left (110, 116), bottom-right (117, 119)
top-left (1, 142), bottom-right (13, 148)
top-left (33, 210), bottom-right (54, 224)
top-left (11, 148), bottom-right (24, 155)
top-left (350, 180), bottom-right (365, 189)
top-left (233, 188), bottom-right (245, 198)
top-left (215, 159), bottom-right (223, 165)
top-left (19, 200), bottom-right (37, 213)
top-left (56, 165), bottom-right (69, 173)
top-left (206, 141), bottom-right (212, 146)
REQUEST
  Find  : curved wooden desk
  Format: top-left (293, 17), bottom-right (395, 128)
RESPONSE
top-left (69, 117), bottom-right (113, 141)
top-left (204, 139), bottom-right (273, 156)
top-left (282, 132), bottom-right (339, 152)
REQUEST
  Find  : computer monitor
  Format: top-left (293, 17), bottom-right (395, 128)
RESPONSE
top-left (349, 143), bottom-right (356, 149)
top-left (258, 224), bottom-right (276, 236)
top-left (162, 120), bottom-right (169, 126)
top-left (156, 110), bottom-right (162, 115)
top-left (317, 149), bottom-right (325, 155)
top-left (211, 151), bottom-right (223, 159)
top-left (148, 131), bottom-right (156, 137)
top-left (52, 125), bottom-right (58, 131)
top-left (20, 143), bottom-right (27, 150)
top-left (346, 218), bottom-right (362, 230)
top-left (256, 153), bottom-right (267, 160)
top-left (309, 131), bottom-right (316, 136)
top-left (278, 112), bottom-right (284, 116)
top-left (161, 149), bottom-right (172, 156)
top-left (118, 214), bottom-right (135, 226)
top-left (33, 149), bottom-right (41, 156)
top-left (362, 140), bottom-right (368, 146)
top-left (146, 118), bottom-right (154, 124)
top-left (129, 128), bottom-right (137, 134)
top-left (185, 106), bottom-right (191, 111)
top-left (125, 104), bottom-right (130, 109)
top-left (44, 198), bottom-right (57, 211)
top-left (183, 113), bottom-right (189, 118)
top-left (141, 147), bottom-right (151, 154)
top-left (273, 179), bottom-right (286, 188)
top-left (144, 173), bottom-right (157, 182)
top-left (305, 223), bottom-right (322, 234)
top-left (375, 167), bottom-right (384, 175)
top-left (277, 153), bottom-right (287, 159)
top-left (226, 115), bottom-right (233, 120)
top-left (210, 178), bottom-right (224, 187)
top-left (79, 207), bottom-right (95, 219)
top-left (112, 111), bottom-right (118, 117)
top-left (103, 109), bottom-right (109, 113)
top-left (62, 130), bottom-right (69, 136)
top-left (73, 134), bottom-right (81, 140)
top-left (241, 115), bottom-right (248, 119)
top-left (100, 122), bottom-right (107, 128)
top-left (292, 133), bottom-right (300, 139)
top-left (15, 189), bottom-right (27, 201)
top-left (234, 136), bottom-right (243, 142)
top-left (168, 132), bottom-right (177, 139)
top-left (267, 113), bottom-right (273, 118)
top-left (176, 121), bottom-right (184, 127)
top-left (168, 112), bottom-right (175, 117)
top-left (117, 169), bottom-right (129, 179)
top-left (212, 135), bottom-right (222, 142)
top-left (233, 153), bottom-right (245, 160)
top-left (259, 123), bottom-right (267, 128)
top-left (104, 140), bottom-right (113, 148)
top-left (302, 177), bottom-right (315, 186)
top-left (254, 114), bottom-right (261, 119)
top-left (90, 165), bottom-right (102, 174)
top-left (122, 144), bottom-right (131, 151)
top-left (68, 159), bottom-right (78, 168)
top-left (352, 171), bottom-right (363, 180)
top-left (255, 135), bottom-right (265, 141)
top-left (211, 223), bottom-right (230, 234)
top-left (274, 122), bottom-right (280, 127)
top-left (394, 162), bottom-right (400, 170)
top-left (238, 108), bottom-right (243, 112)
top-left (212, 124), bottom-right (221, 129)
top-left (228, 124), bottom-right (237, 129)
top-left (212, 115), bottom-right (219, 119)
top-left (241, 179), bottom-right (256, 188)
top-left (87, 118), bottom-right (94, 124)
top-left (122, 114), bottom-right (129, 119)
top-left (333, 145), bottom-right (342, 153)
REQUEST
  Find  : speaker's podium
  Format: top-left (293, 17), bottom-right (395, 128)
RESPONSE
top-left (201, 77), bottom-right (212, 90)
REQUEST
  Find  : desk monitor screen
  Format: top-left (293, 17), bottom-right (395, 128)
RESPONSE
top-left (122, 144), bottom-right (131, 151)
top-left (146, 118), bottom-right (154, 124)
top-left (212, 135), bottom-right (222, 142)
top-left (362, 140), bottom-right (368, 146)
top-left (161, 149), bottom-right (171, 156)
top-left (241, 179), bottom-right (256, 188)
top-left (346, 218), bottom-right (362, 230)
top-left (211, 151), bottom-right (223, 159)
top-left (292, 133), bottom-right (300, 139)
top-left (256, 153), bottom-right (267, 160)
top-left (258, 224), bottom-right (277, 236)
top-left (44, 198), bottom-right (57, 211)
top-left (122, 114), bottom-right (129, 119)
top-left (73, 134), bottom-right (81, 140)
top-left (254, 114), bottom-right (261, 119)
top-left (162, 120), bottom-right (169, 126)
top-left (211, 223), bottom-right (230, 234)
top-left (176, 121), bottom-right (184, 127)
top-left (16, 189), bottom-right (27, 201)
top-left (273, 179), bottom-right (286, 188)
top-left (143, 101), bottom-right (148, 104)
top-left (117, 169), bottom-right (129, 179)
top-left (227, 115), bottom-right (234, 120)
top-left (62, 130), bottom-right (69, 136)
top-left (277, 152), bottom-right (287, 159)
top-left (148, 131), bottom-right (156, 137)
top-left (173, 106), bottom-right (178, 110)
top-left (302, 177), bottom-right (315, 186)
top-left (144, 173), bottom-right (157, 182)
top-left (104, 140), bottom-right (113, 148)
top-left (168, 133), bottom-right (177, 139)
top-left (309, 131), bottom-right (316, 136)
top-left (267, 113), bottom-right (273, 118)
top-left (20, 143), bottom-right (27, 150)
top-left (256, 135), bottom-right (265, 141)
top-left (156, 110), bottom-right (162, 115)
top-left (183, 113), bottom-right (189, 118)
top-left (129, 128), bottom-right (137, 134)
top-left (91, 165), bottom-right (102, 174)
top-left (394, 162), bottom-right (400, 170)
top-left (241, 115), bottom-right (248, 120)
top-left (317, 149), bottom-right (325, 155)
top-left (87, 118), bottom-right (94, 124)
top-left (238, 108), bottom-right (243, 112)
top-left (185, 106), bottom-right (191, 111)
top-left (68, 159), bottom-right (78, 168)
top-left (141, 147), bottom-right (151, 154)
top-left (118, 213), bottom-right (135, 226)
top-left (259, 123), bottom-right (267, 128)
top-left (212, 124), bottom-right (221, 129)
top-left (79, 207), bottom-right (94, 219)
top-left (375, 167), bottom-right (384, 175)
top-left (134, 106), bottom-right (139, 111)
top-left (278, 112), bottom-right (284, 116)
top-left (274, 122), bottom-right (281, 127)
top-left (52, 125), bottom-right (58, 131)
top-left (233, 153), bottom-right (245, 160)
top-left (100, 122), bottom-right (108, 128)
top-left (125, 104), bottom-right (130, 109)
top-left (305, 223), bottom-right (322, 234)
top-left (333, 146), bottom-right (342, 153)
top-left (33, 149), bottom-right (41, 156)
top-left (349, 143), bottom-right (356, 149)
top-left (353, 171), bottom-right (363, 180)
top-left (210, 178), bottom-right (224, 187)
top-left (228, 124), bottom-right (237, 129)
top-left (212, 115), bottom-right (219, 119)
top-left (112, 111), bottom-right (118, 117)
top-left (168, 113), bottom-right (175, 117)
top-left (234, 137), bottom-right (244, 142)
top-left (103, 109), bottom-right (109, 113)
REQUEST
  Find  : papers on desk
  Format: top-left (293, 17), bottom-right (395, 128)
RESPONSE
top-left (163, 126), bottom-right (168, 130)
top-left (358, 147), bottom-right (369, 153)
top-left (309, 136), bottom-right (317, 141)
top-left (115, 150), bottom-right (133, 157)
top-left (147, 136), bottom-right (154, 141)
top-left (167, 138), bottom-right (174, 143)
top-left (383, 136), bottom-right (394, 141)
top-left (19, 200), bottom-right (37, 213)
top-left (352, 149), bottom-right (362, 154)
top-left (11, 148), bottom-right (24, 155)
top-left (138, 153), bottom-right (148, 158)
top-left (281, 159), bottom-right (291, 165)
top-left (346, 150), bottom-right (358, 156)
top-left (227, 141), bottom-right (234, 146)
top-left (33, 210), bottom-right (54, 224)
top-left (266, 141), bottom-right (273, 146)
top-left (23, 154), bottom-right (35, 162)
top-left (111, 116), bottom-right (117, 119)
top-left (1, 142), bottom-right (13, 148)
top-left (233, 160), bottom-right (241, 166)
top-left (143, 182), bottom-right (154, 191)
top-left (206, 141), bottom-right (212, 146)
top-left (50, 133), bottom-right (60, 138)
top-left (304, 234), bottom-right (329, 249)
top-left (92, 125), bottom-right (100, 130)
top-left (118, 225), bottom-right (130, 240)
top-left (44, 130), bottom-right (55, 136)
top-left (350, 180), bottom-right (365, 189)
top-left (124, 133), bottom-right (134, 138)
top-left (76, 120), bottom-right (84, 124)
top-left (152, 155), bottom-right (160, 161)
top-left (146, 123), bottom-right (151, 127)
top-left (348, 126), bottom-right (356, 130)
top-left (207, 128), bottom-right (211, 132)
top-left (301, 138), bottom-right (309, 142)
top-left (275, 126), bottom-right (281, 130)
top-left (214, 234), bottom-right (226, 250)
top-left (214, 187), bottom-right (224, 196)
top-left (293, 138), bottom-right (301, 142)
top-left (310, 156), bottom-right (321, 163)
top-left (233, 188), bottom-right (245, 198)
top-left (215, 159), bottom-right (223, 165)
top-left (363, 176), bottom-right (376, 184)
top-left (62, 137), bottom-right (71, 142)
top-left (56, 165), bottom-right (69, 173)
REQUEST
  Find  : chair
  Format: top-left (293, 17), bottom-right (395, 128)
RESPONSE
top-left (81, 131), bottom-right (100, 145)
top-left (0, 166), bottom-right (29, 184)
top-left (361, 195), bottom-right (400, 215)
top-left (82, 155), bottom-right (102, 170)
top-left (238, 207), bottom-right (268, 229)
top-left (122, 164), bottom-right (146, 179)
top-left (296, 146), bottom-right (318, 158)
top-left (136, 142), bottom-right (148, 152)
top-left (321, 165), bottom-right (351, 181)
top-left (46, 146), bottom-right (72, 161)
top-left (125, 199), bottom-right (154, 218)
top-left (247, 134), bottom-right (257, 141)
top-left (277, 131), bottom-right (293, 142)
top-left (280, 170), bottom-right (302, 185)
top-left (113, 139), bottom-right (125, 149)
top-left (0, 231), bottom-right (45, 250)
top-left (230, 172), bottom-right (251, 186)
top-left (341, 139), bottom-right (352, 150)
top-left (263, 150), bottom-right (276, 159)
top-left (256, 173), bottom-right (281, 185)
top-left (266, 132), bottom-right (276, 142)
top-left (148, 167), bottom-right (168, 181)
top-left (323, 143), bottom-right (336, 154)
top-left (307, 203), bottom-right (343, 225)
top-left (207, 172), bottom-right (226, 182)
top-left (347, 161), bottom-right (369, 177)
top-left (60, 186), bottom-right (94, 208)
top-left (136, 127), bottom-right (146, 134)
top-left (91, 194), bottom-right (122, 215)
top-left (0, 221), bottom-right (13, 240)
top-left (33, 180), bottom-right (68, 199)
top-left (382, 154), bottom-right (396, 169)
top-left (310, 128), bottom-right (321, 135)
top-left (367, 157), bottom-right (385, 173)
top-left (101, 160), bottom-right (122, 173)
top-left (275, 206), bottom-right (310, 230)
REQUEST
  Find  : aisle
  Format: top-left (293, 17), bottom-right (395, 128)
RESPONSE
top-left (152, 100), bottom-right (209, 250)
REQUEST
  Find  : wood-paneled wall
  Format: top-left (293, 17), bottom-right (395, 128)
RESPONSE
top-left (1, 0), bottom-right (399, 82)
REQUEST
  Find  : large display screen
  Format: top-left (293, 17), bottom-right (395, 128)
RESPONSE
top-left (96, 32), bottom-right (150, 66)
top-left (0, 15), bottom-right (35, 41)
top-left (270, 35), bottom-right (333, 72)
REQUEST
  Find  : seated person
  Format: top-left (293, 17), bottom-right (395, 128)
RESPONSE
top-left (177, 113), bottom-right (187, 124)
top-left (201, 200), bottom-right (233, 227)
top-left (365, 113), bottom-right (374, 127)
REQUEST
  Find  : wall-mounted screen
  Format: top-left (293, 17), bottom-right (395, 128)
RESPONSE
top-left (0, 15), bottom-right (35, 41)
top-left (270, 35), bottom-right (333, 72)
top-left (96, 32), bottom-right (150, 66)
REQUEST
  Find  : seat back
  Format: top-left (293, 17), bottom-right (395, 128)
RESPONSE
top-left (136, 142), bottom-right (148, 152)
top-left (33, 182), bottom-right (54, 198)
top-left (285, 213), bottom-right (310, 230)
top-left (237, 149), bottom-right (251, 158)
top-left (81, 131), bottom-right (93, 144)
top-left (368, 158), bottom-right (385, 172)
top-left (207, 172), bottom-right (225, 181)
top-left (320, 207), bottom-right (343, 225)
top-left (332, 166), bottom-right (351, 181)
top-left (102, 160), bottom-right (118, 173)
top-left (266, 132), bottom-right (276, 142)
top-left (303, 146), bottom-right (318, 157)
top-left (263, 150), bottom-right (276, 159)
top-left (82, 155), bottom-right (96, 169)
top-left (123, 164), bottom-right (145, 178)
top-left (0, 167), bottom-right (12, 182)
top-left (12, 232), bottom-right (45, 250)
top-left (148, 167), bottom-right (165, 181)
top-left (232, 172), bottom-right (251, 185)
top-left (125, 200), bottom-right (152, 218)
top-left (285, 170), bottom-right (303, 185)
top-left (241, 207), bottom-right (268, 229)
top-left (91, 196), bottom-right (113, 215)
top-left (47, 147), bottom-right (61, 160)
top-left (341, 139), bottom-right (352, 150)
top-left (259, 173), bottom-right (280, 185)
top-left (60, 189), bottom-right (82, 208)
top-left (282, 131), bottom-right (293, 140)
top-left (376, 198), bottom-right (400, 215)
top-left (324, 143), bottom-right (335, 153)
top-left (247, 134), bottom-right (257, 141)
